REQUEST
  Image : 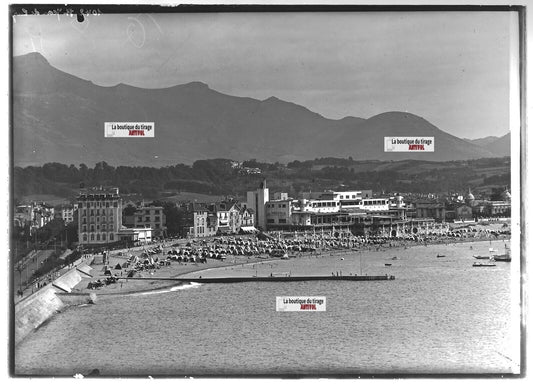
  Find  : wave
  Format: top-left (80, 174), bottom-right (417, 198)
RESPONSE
top-left (130, 282), bottom-right (202, 296)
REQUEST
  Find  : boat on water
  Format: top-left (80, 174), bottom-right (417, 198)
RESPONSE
top-left (473, 261), bottom-right (496, 267)
top-left (384, 263), bottom-right (392, 266)
top-left (473, 255), bottom-right (490, 260)
top-left (494, 243), bottom-right (512, 261)
top-left (493, 254), bottom-right (511, 262)
top-left (436, 254), bottom-right (446, 258)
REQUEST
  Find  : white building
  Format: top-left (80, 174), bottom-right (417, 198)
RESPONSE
top-left (117, 227), bottom-right (153, 244)
top-left (266, 199), bottom-right (293, 227)
top-left (246, 179), bottom-right (269, 230)
top-left (131, 205), bottom-right (166, 238)
top-left (61, 204), bottom-right (78, 224)
top-left (77, 187), bottom-right (122, 245)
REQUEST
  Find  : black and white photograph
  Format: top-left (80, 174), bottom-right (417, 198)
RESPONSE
top-left (8, 2), bottom-right (525, 378)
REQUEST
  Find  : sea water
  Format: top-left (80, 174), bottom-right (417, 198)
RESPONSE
top-left (14, 240), bottom-right (520, 376)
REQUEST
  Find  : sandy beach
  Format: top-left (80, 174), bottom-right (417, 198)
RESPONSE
top-left (70, 227), bottom-right (511, 296)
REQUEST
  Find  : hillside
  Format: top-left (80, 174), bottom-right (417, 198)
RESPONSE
top-left (13, 157), bottom-right (511, 203)
top-left (13, 52), bottom-right (501, 166)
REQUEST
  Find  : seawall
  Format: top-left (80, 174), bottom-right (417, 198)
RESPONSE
top-left (14, 264), bottom-right (93, 345)
top-left (127, 274), bottom-right (396, 283)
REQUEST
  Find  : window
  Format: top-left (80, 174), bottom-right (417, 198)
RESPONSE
top-left (102, 233), bottom-right (106, 241)
top-left (279, 219), bottom-right (286, 224)
top-left (267, 219), bottom-right (275, 224)
top-left (110, 233), bottom-right (114, 241)
top-left (155, 210), bottom-right (160, 214)
top-left (113, 202), bottom-right (118, 208)
top-left (90, 225), bottom-right (95, 232)
top-left (106, 202), bottom-right (109, 208)
top-left (82, 225), bottom-right (87, 232)
top-left (145, 217), bottom-right (150, 222)
top-left (90, 209), bottom-right (94, 215)
top-left (155, 216), bottom-right (160, 221)
top-left (83, 218), bottom-right (86, 224)
top-left (90, 234), bottom-right (95, 241)
top-left (96, 233), bottom-right (100, 241)
top-left (83, 234), bottom-right (87, 242)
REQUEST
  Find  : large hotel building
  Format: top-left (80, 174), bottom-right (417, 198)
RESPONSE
top-left (77, 187), bottom-right (122, 245)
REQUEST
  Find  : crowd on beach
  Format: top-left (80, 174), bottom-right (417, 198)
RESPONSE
top-left (15, 220), bottom-right (510, 299)
top-left (89, 223), bottom-right (508, 275)
top-left (21, 217), bottom-right (496, 293)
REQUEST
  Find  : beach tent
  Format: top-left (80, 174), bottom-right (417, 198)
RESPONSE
top-left (239, 226), bottom-right (258, 234)
top-left (114, 263), bottom-right (122, 270)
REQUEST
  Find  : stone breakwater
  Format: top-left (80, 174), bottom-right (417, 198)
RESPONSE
top-left (14, 264), bottom-right (94, 345)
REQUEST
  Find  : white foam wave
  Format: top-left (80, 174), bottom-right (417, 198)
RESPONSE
top-left (131, 282), bottom-right (202, 296)
top-left (170, 282), bottom-right (202, 291)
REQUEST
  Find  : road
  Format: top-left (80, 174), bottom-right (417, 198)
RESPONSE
top-left (14, 249), bottom-right (55, 297)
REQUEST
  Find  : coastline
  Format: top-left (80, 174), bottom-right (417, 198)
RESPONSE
top-left (68, 234), bottom-right (510, 297)
top-left (15, 235), bottom-right (511, 346)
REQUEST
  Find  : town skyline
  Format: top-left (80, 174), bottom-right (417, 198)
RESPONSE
top-left (13, 11), bottom-right (517, 139)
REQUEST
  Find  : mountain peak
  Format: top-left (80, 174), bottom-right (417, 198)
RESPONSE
top-left (182, 81), bottom-right (209, 89)
top-left (370, 111), bottom-right (424, 120)
top-left (15, 51), bottom-right (50, 65)
top-left (263, 96), bottom-right (280, 103)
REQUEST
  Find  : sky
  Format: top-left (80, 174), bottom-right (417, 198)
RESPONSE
top-left (12, 10), bottom-right (518, 139)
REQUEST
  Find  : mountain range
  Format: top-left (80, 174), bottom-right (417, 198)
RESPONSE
top-left (13, 52), bottom-right (509, 167)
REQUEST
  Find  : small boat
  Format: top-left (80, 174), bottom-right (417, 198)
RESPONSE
top-left (384, 263), bottom-right (392, 266)
top-left (436, 254), bottom-right (446, 258)
top-left (493, 254), bottom-right (511, 262)
top-left (473, 255), bottom-right (490, 260)
top-left (473, 261), bottom-right (496, 267)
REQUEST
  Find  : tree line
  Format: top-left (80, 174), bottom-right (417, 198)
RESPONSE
top-left (14, 157), bottom-right (511, 202)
